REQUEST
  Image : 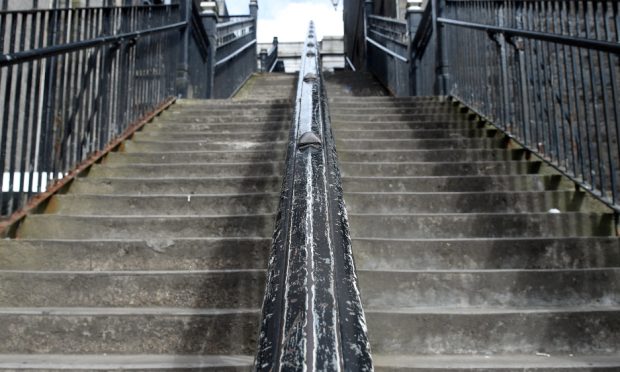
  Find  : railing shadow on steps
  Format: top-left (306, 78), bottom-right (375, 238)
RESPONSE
top-left (366, 0), bottom-right (620, 215)
top-left (0, 0), bottom-right (260, 225)
top-left (254, 22), bottom-right (374, 371)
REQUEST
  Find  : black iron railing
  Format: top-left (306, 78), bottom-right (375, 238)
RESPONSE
top-left (255, 22), bottom-right (373, 371)
top-left (212, 14), bottom-right (257, 97)
top-left (259, 37), bottom-right (279, 73)
top-left (0, 4), bottom-right (182, 217)
top-left (0, 0), bottom-right (262, 219)
top-left (404, 0), bottom-right (620, 211)
top-left (365, 11), bottom-right (410, 95)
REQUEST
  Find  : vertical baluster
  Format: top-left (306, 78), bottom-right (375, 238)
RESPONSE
top-left (7, 13), bottom-right (28, 213)
top-left (593, 1), bottom-right (616, 201)
top-left (27, 10), bottom-right (44, 197)
top-left (582, 0), bottom-right (604, 195)
top-left (0, 12), bottom-right (12, 214)
top-left (603, 0), bottom-right (620, 203)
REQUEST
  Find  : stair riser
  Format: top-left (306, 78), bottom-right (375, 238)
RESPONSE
top-left (345, 192), bottom-right (602, 214)
top-left (0, 313), bottom-right (259, 354)
top-left (348, 214), bottom-right (615, 239)
top-left (337, 138), bottom-right (504, 150)
top-left (342, 176), bottom-right (572, 193)
top-left (163, 108), bottom-right (292, 116)
top-left (338, 150), bottom-right (525, 163)
top-left (124, 141), bottom-right (287, 152)
top-left (332, 108), bottom-right (459, 115)
top-left (366, 311), bottom-right (620, 355)
top-left (18, 215), bottom-right (277, 240)
top-left (358, 270), bottom-right (620, 308)
top-left (353, 238), bottom-right (620, 270)
top-left (333, 129), bottom-right (497, 140)
top-left (105, 151), bottom-right (286, 165)
top-left (0, 272), bottom-right (266, 308)
top-left (155, 115), bottom-right (291, 123)
top-left (340, 162), bottom-right (546, 177)
top-left (49, 195), bottom-right (280, 216)
top-left (0, 239), bottom-right (271, 271)
top-left (332, 114), bottom-right (466, 122)
top-left (87, 163), bottom-right (284, 178)
top-left (146, 123), bottom-right (291, 132)
top-left (333, 122), bottom-right (481, 131)
top-left (133, 131), bottom-right (289, 142)
top-left (69, 178), bottom-right (282, 195)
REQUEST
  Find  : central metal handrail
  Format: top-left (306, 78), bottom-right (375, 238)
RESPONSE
top-left (254, 22), bottom-right (373, 371)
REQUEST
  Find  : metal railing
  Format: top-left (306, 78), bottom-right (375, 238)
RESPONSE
top-left (365, 11), bottom-right (410, 95)
top-left (0, 3), bottom-right (182, 217)
top-left (406, 0), bottom-right (620, 211)
top-left (259, 37), bottom-right (279, 73)
top-left (0, 0), bottom-right (261, 219)
top-left (254, 22), bottom-right (373, 371)
top-left (211, 13), bottom-right (257, 98)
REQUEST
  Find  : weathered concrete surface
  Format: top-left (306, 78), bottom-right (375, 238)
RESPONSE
top-left (327, 72), bottom-right (620, 371)
top-left (0, 85), bottom-right (294, 369)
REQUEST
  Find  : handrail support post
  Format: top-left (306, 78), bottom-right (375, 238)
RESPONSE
top-left (432, 0), bottom-right (449, 95)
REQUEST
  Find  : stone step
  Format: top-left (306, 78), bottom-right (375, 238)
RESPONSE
top-left (332, 106), bottom-right (459, 115)
top-left (87, 162), bottom-right (284, 178)
top-left (48, 194), bottom-right (279, 216)
top-left (17, 214), bottom-right (277, 240)
top-left (347, 213), bottom-right (615, 239)
top-left (340, 161), bottom-right (547, 177)
top-left (0, 238), bottom-right (271, 271)
top-left (331, 113), bottom-right (465, 122)
top-left (329, 96), bottom-right (443, 104)
top-left (69, 176), bottom-right (282, 195)
top-left (344, 191), bottom-right (604, 214)
top-left (133, 130), bottom-right (289, 142)
top-left (333, 121), bottom-right (481, 131)
top-left (0, 354), bottom-right (254, 371)
top-left (177, 98), bottom-right (291, 107)
top-left (105, 150), bottom-right (286, 164)
top-left (145, 122), bottom-right (291, 132)
top-left (0, 270), bottom-right (266, 308)
top-left (338, 149), bottom-right (525, 162)
top-left (332, 128), bottom-right (497, 139)
top-left (154, 114), bottom-right (291, 124)
top-left (372, 354), bottom-right (620, 371)
top-left (162, 107), bottom-right (292, 116)
top-left (352, 237), bottom-right (620, 270)
top-left (358, 268), bottom-right (620, 308)
top-left (336, 138), bottom-right (505, 150)
top-left (0, 308), bottom-right (259, 355)
top-left (124, 139), bottom-right (287, 152)
top-left (365, 307), bottom-right (620, 355)
top-left (341, 175), bottom-right (573, 192)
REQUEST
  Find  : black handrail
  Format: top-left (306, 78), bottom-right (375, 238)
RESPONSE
top-left (0, 22), bottom-right (187, 67)
top-left (254, 22), bottom-right (373, 371)
top-left (0, 3), bottom-right (189, 218)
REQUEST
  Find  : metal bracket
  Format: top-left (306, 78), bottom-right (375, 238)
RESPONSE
top-left (298, 131), bottom-right (322, 151)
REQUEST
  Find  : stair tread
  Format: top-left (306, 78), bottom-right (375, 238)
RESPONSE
top-left (0, 354), bottom-right (253, 369)
top-left (373, 354), bottom-right (620, 368)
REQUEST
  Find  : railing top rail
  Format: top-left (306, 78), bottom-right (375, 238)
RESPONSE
top-left (216, 17), bottom-right (253, 29)
top-left (368, 13), bottom-right (408, 26)
top-left (0, 3), bottom-right (178, 13)
top-left (0, 21), bottom-right (187, 67)
top-left (437, 17), bottom-right (620, 53)
top-left (254, 21), bottom-right (373, 371)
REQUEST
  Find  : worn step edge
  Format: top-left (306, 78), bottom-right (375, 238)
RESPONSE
top-left (0, 354), bottom-right (253, 370)
top-left (372, 354), bottom-right (620, 369)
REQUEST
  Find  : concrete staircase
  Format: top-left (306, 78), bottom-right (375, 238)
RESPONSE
top-left (0, 74), bottom-right (297, 370)
top-left (326, 72), bottom-right (620, 370)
